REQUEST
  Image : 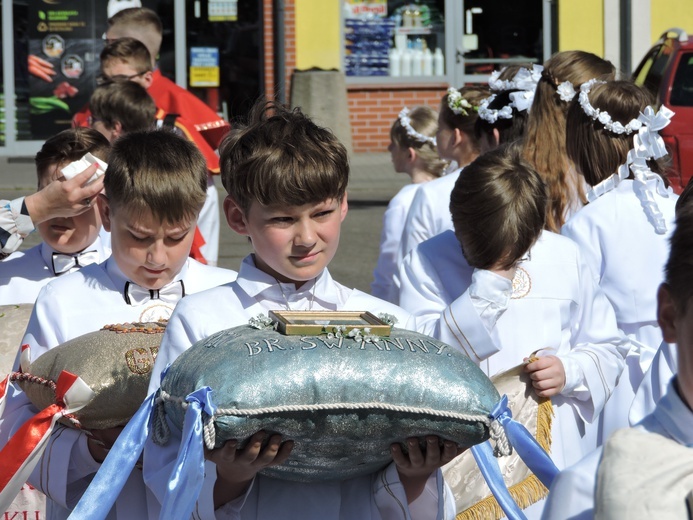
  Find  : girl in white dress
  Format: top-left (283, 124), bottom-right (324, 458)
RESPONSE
top-left (523, 51), bottom-right (615, 232)
top-left (561, 79), bottom-right (678, 444)
top-left (371, 106), bottom-right (446, 302)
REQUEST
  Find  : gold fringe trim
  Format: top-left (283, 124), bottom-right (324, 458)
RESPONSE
top-left (456, 396), bottom-right (555, 520)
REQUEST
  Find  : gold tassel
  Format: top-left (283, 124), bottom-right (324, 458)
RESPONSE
top-left (456, 396), bottom-right (555, 520)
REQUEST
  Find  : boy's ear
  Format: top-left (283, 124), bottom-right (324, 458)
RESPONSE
top-left (223, 196), bottom-right (249, 235)
top-left (339, 193), bottom-right (349, 222)
top-left (97, 193), bottom-right (111, 232)
top-left (658, 283), bottom-right (678, 343)
top-left (112, 121), bottom-right (123, 140)
top-left (141, 71), bottom-right (154, 89)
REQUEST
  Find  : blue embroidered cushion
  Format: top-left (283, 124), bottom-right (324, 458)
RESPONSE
top-left (159, 324), bottom-right (500, 482)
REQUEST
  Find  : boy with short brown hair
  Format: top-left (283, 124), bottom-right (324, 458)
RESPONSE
top-left (0, 128), bottom-right (111, 305)
top-left (144, 103), bottom-right (457, 520)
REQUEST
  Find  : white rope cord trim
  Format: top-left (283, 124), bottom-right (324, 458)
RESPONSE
top-left (153, 389), bottom-right (512, 456)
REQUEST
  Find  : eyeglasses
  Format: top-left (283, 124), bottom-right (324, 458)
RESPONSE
top-left (96, 71), bottom-right (147, 86)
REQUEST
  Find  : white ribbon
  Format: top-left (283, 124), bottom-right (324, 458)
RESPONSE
top-left (585, 105), bottom-right (674, 234)
top-left (509, 90), bottom-right (534, 113)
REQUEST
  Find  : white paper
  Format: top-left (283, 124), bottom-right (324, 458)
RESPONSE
top-left (60, 153), bottom-right (108, 184)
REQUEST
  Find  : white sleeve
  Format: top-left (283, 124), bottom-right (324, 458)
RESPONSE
top-left (398, 252), bottom-right (503, 363)
top-left (629, 342), bottom-right (676, 425)
top-left (373, 464), bottom-right (455, 520)
top-left (540, 448), bottom-right (602, 520)
top-left (371, 198), bottom-right (409, 303)
top-left (557, 249), bottom-right (629, 423)
top-left (398, 188), bottom-right (436, 265)
top-left (143, 416), bottom-right (226, 520)
top-left (147, 298), bottom-right (204, 395)
top-left (14, 284), bottom-right (66, 370)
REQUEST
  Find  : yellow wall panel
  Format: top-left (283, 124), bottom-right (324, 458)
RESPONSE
top-left (650, 0), bottom-right (693, 43)
top-left (558, 0), bottom-right (604, 56)
top-left (295, 0), bottom-right (341, 70)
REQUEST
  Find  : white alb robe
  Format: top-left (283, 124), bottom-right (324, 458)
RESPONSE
top-left (371, 183), bottom-right (421, 303)
top-left (562, 178), bottom-right (677, 444)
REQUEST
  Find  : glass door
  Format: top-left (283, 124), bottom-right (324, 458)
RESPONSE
top-left (451, 0), bottom-right (554, 86)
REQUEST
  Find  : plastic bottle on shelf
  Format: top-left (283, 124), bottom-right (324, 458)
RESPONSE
top-left (412, 49), bottom-right (423, 76)
top-left (401, 49), bottom-right (412, 76)
top-left (403, 8), bottom-right (413, 27)
top-left (423, 48), bottom-right (433, 76)
top-left (390, 47), bottom-right (401, 77)
top-left (434, 47), bottom-right (445, 76)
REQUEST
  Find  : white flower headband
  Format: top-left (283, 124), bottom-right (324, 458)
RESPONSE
top-left (578, 79), bottom-right (643, 134)
top-left (447, 88), bottom-right (476, 116)
top-left (479, 65), bottom-right (544, 123)
top-left (398, 107), bottom-right (436, 146)
top-left (542, 69), bottom-right (578, 102)
top-left (583, 84), bottom-right (676, 234)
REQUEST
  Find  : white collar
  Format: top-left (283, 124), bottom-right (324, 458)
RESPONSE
top-left (646, 379), bottom-right (693, 447)
top-left (40, 236), bottom-right (107, 275)
top-left (234, 254), bottom-right (345, 311)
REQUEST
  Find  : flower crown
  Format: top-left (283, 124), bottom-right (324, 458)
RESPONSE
top-left (447, 88), bottom-right (477, 116)
top-left (398, 107), bottom-right (436, 146)
top-left (478, 65), bottom-right (544, 123)
top-left (578, 79), bottom-right (643, 134)
top-left (583, 83), bottom-right (676, 234)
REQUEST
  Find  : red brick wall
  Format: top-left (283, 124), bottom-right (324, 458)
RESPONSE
top-left (347, 86), bottom-right (448, 152)
top-left (262, 5), bottom-right (447, 152)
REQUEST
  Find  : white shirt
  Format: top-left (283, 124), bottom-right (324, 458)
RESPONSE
top-left (562, 179), bottom-right (677, 443)
top-left (371, 183), bottom-right (421, 303)
top-left (0, 257), bottom-right (236, 520)
top-left (0, 237), bottom-right (110, 305)
top-left (541, 380), bottom-right (693, 520)
top-left (397, 168), bottom-right (461, 264)
top-left (398, 230), bottom-right (628, 508)
top-left (143, 255), bottom-right (454, 520)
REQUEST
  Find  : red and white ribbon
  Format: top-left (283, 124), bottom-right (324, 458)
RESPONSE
top-left (0, 370), bottom-right (94, 512)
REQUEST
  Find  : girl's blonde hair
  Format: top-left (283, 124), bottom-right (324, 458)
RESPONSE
top-left (390, 106), bottom-right (447, 178)
top-left (523, 50), bottom-right (615, 231)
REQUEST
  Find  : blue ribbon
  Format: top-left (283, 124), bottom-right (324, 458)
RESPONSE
top-left (489, 395), bottom-right (559, 488)
top-left (471, 442), bottom-right (528, 520)
top-left (160, 387), bottom-right (216, 520)
top-left (68, 390), bottom-right (156, 519)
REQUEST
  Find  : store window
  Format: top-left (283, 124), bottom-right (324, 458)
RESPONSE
top-left (342, 0), bottom-right (548, 85)
top-left (344, 0), bottom-right (446, 80)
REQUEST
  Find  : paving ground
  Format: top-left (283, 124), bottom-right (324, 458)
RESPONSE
top-left (0, 153), bottom-right (409, 293)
